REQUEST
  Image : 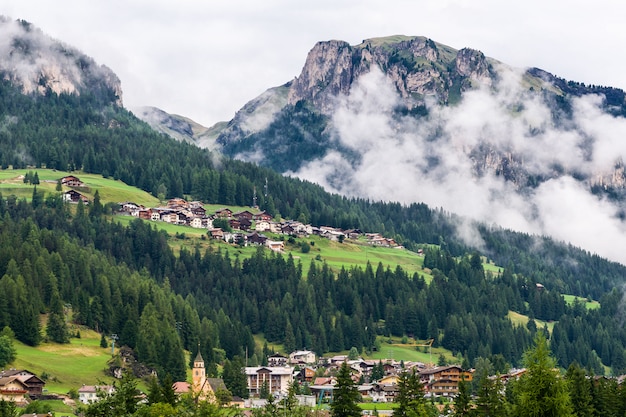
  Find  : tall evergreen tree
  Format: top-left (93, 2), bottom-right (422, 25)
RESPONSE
top-left (511, 333), bottom-right (572, 417)
top-left (475, 372), bottom-right (506, 417)
top-left (454, 377), bottom-right (473, 417)
top-left (222, 357), bottom-right (248, 399)
top-left (395, 368), bottom-right (432, 417)
top-left (564, 362), bottom-right (594, 417)
top-left (330, 361), bottom-right (361, 417)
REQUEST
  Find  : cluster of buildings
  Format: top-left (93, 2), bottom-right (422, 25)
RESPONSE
top-left (118, 198), bottom-right (402, 250)
top-left (55, 175), bottom-right (402, 250)
top-left (244, 350), bottom-right (474, 404)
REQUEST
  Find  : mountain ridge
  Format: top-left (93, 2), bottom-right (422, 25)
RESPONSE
top-left (0, 16), bottom-right (122, 106)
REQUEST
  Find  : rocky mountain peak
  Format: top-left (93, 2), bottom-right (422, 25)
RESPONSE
top-left (286, 35), bottom-right (496, 114)
top-left (0, 16), bottom-right (122, 106)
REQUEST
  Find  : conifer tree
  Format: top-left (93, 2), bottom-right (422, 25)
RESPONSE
top-left (511, 333), bottom-right (572, 417)
top-left (565, 362), bottom-right (594, 417)
top-left (454, 377), bottom-right (473, 417)
top-left (330, 361), bottom-right (361, 417)
top-left (395, 367), bottom-right (432, 417)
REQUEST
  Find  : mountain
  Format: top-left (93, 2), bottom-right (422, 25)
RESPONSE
top-left (199, 34), bottom-right (626, 265)
top-left (0, 16), bottom-right (122, 106)
top-left (133, 106), bottom-right (223, 150)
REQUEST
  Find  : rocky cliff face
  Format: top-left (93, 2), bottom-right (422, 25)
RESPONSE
top-left (0, 17), bottom-right (122, 106)
top-left (198, 35), bottom-right (626, 199)
top-left (286, 36), bottom-right (494, 114)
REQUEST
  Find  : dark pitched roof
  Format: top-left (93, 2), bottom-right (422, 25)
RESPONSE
top-left (206, 378), bottom-right (227, 392)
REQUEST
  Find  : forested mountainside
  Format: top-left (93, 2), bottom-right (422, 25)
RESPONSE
top-left (1, 192), bottom-right (626, 378)
top-left (1, 20), bottom-right (626, 378)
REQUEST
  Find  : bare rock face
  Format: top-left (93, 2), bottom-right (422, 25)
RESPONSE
top-left (287, 35), bottom-right (494, 114)
top-left (287, 40), bottom-right (354, 114)
top-left (0, 17), bottom-right (122, 106)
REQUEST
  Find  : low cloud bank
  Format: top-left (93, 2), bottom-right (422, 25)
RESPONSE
top-left (294, 67), bottom-right (626, 264)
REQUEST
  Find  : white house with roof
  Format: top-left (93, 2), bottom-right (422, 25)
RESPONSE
top-left (244, 366), bottom-right (294, 397)
top-left (78, 385), bottom-right (115, 404)
top-left (289, 350), bottom-right (316, 365)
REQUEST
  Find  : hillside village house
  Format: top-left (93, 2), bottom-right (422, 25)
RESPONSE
top-left (62, 189), bottom-right (89, 204)
top-left (0, 369), bottom-right (45, 398)
top-left (289, 350), bottom-right (316, 365)
top-left (252, 211), bottom-right (272, 222)
top-left (254, 220), bottom-right (271, 232)
top-left (244, 366), bottom-right (294, 397)
top-left (60, 175), bottom-right (84, 187)
top-left (78, 384), bottom-right (115, 404)
top-left (267, 353), bottom-right (288, 367)
top-left (419, 365), bottom-right (473, 397)
top-left (0, 376), bottom-right (29, 404)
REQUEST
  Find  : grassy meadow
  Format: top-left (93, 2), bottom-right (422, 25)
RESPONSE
top-left (13, 328), bottom-right (115, 394)
top-left (0, 169), bottom-right (159, 206)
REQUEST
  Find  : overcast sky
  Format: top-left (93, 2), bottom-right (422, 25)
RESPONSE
top-left (3, 1), bottom-right (626, 127)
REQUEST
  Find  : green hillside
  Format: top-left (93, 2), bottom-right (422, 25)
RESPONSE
top-left (13, 328), bottom-right (114, 394)
top-left (0, 168), bottom-right (431, 277)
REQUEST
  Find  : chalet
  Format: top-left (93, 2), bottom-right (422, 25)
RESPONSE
top-left (0, 369), bottom-right (45, 397)
top-left (267, 353), bottom-right (288, 367)
top-left (329, 355), bottom-right (349, 365)
top-left (238, 218), bottom-right (252, 231)
top-left (150, 211), bottom-right (161, 221)
top-left (344, 229), bottom-right (363, 239)
top-left (253, 211), bottom-right (272, 222)
top-left (281, 224), bottom-right (297, 236)
top-left (419, 365), bottom-right (472, 397)
top-left (161, 211), bottom-right (179, 224)
top-left (269, 222), bottom-right (282, 234)
top-left (62, 189), bottom-right (89, 204)
top-left (244, 366), bottom-right (294, 397)
top-left (167, 198), bottom-right (189, 209)
top-left (209, 228), bottom-right (224, 240)
top-left (228, 219), bottom-right (241, 230)
top-left (202, 217), bottom-right (214, 229)
top-left (296, 367), bottom-right (316, 384)
top-left (282, 221), bottom-right (311, 236)
top-left (119, 201), bottom-right (141, 213)
top-left (191, 206), bottom-right (207, 217)
top-left (265, 240), bottom-right (284, 253)
top-left (234, 210), bottom-right (254, 221)
top-left (255, 220), bottom-right (271, 232)
top-left (214, 208), bottom-right (233, 218)
top-left (137, 209), bottom-right (151, 220)
top-left (78, 384), bottom-right (115, 404)
top-left (60, 175), bottom-right (84, 187)
top-left (0, 376), bottom-right (29, 404)
top-left (247, 232), bottom-right (268, 246)
top-left (189, 217), bottom-right (204, 229)
top-left (289, 350), bottom-right (316, 365)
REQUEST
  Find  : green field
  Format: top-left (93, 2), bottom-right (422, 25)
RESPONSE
top-left (0, 169), bottom-right (159, 206)
top-left (507, 311), bottom-right (555, 334)
top-left (13, 328), bottom-right (115, 394)
top-left (563, 294), bottom-right (600, 310)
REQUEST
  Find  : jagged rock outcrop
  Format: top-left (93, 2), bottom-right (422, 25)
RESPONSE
top-left (286, 36), bottom-right (495, 114)
top-left (0, 16), bottom-right (122, 106)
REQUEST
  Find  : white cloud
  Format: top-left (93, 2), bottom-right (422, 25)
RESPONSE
top-left (294, 65), bottom-right (626, 264)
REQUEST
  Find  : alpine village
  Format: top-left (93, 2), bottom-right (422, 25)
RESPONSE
top-left (2, 15), bottom-right (626, 417)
